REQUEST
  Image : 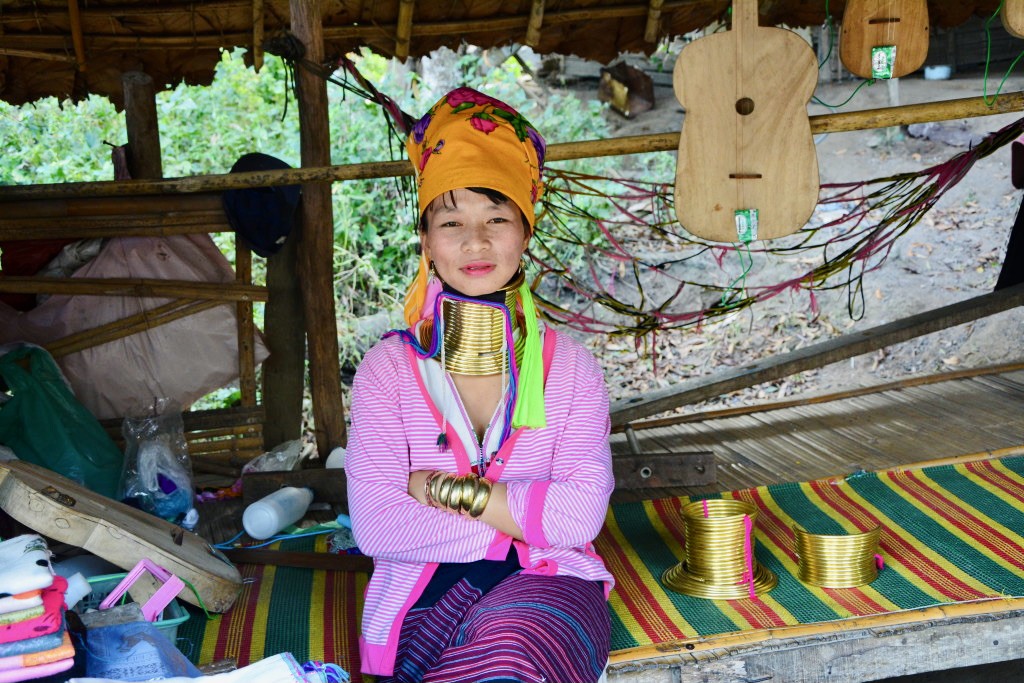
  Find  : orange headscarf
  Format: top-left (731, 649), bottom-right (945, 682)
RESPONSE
top-left (403, 87), bottom-right (546, 327)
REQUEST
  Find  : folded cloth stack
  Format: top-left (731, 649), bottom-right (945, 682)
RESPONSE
top-left (0, 535), bottom-right (74, 682)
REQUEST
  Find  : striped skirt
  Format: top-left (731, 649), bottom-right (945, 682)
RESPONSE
top-left (381, 572), bottom-right (610, 683)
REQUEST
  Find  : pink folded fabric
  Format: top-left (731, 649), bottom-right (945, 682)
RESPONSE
top-left (0, 577), bottom-right (66, 645)
top-left (0, 656), bottom-right (73, 683)
top-left (0, 632), bottom-right (74, 672)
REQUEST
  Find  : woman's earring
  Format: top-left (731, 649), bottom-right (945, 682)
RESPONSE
top-left (428, 261), bottom-right (438, 282)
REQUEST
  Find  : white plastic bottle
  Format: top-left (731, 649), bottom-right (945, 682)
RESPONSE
top-left (242, 486), bottom-right (314, 540)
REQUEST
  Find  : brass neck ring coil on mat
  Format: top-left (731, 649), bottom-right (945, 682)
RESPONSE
top-left (793, 525), bottom-right (883, 588)
top-left (662, 498), bottom-right (777, 599)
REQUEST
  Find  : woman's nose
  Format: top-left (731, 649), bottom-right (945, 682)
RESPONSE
top-left (462, 224), bottom-right (489, 250)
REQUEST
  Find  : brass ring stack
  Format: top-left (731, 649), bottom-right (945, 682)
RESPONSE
top-left (424, 471), bottom-right (492, 518)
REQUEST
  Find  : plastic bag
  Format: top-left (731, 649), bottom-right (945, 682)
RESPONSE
top-left (82, 620), bottom-right (202, 681)
top-left (241, 438), bottom-right (304, 475)
top-left (120, 398), bottom-right (194, 523)
top-left (0, 345), bottom-right (122, 498)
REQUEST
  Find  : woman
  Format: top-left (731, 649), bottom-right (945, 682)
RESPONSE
top-left (346, 87), bottom-right (614, 683)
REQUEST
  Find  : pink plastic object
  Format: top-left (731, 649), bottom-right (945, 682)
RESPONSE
top-left (98, 559), bottom-right (185, 622)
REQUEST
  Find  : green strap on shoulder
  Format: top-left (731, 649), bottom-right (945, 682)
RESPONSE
top-left (511, 281), bottom-right (546, 429)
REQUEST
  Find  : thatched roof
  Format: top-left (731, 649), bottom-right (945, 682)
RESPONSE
top-left (0, 1), bottom-right (1003, 108)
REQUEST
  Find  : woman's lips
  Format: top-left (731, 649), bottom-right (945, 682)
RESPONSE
top-left (462, 263), bottom-right (496, 276)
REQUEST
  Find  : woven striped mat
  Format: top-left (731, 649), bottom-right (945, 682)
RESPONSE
top-left (599, 453), bottom-right (1024, 662)
top-left (177, 454), bottom-right (1024, 678)
top-left (177, 535), bottom-right (368, 680)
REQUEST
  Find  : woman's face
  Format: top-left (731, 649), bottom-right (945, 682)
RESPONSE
top-left (420, 188), bottom-right (529, 297)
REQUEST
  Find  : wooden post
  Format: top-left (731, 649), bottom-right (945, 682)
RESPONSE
top-left (261, 230), bottom-right (306, 449)
top-left (290, 0), bottom-right (347, 455)
top-left (122, 72), bottom-right (162, 180)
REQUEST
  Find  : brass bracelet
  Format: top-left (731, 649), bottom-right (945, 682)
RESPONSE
top-left (423, 470), bottom-right (441, 508)
top-left (467, 477), bottom-right (492, 518)
top-left (436, 473), bottom-right (454, 508)
top-left (426, 472), bottom-right (492, 516)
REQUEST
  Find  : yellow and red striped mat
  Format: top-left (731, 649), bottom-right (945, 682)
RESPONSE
top-left (179, 453), bottom-right (1024, 678)
top-left (598, 453), bottom-right (1024, 661)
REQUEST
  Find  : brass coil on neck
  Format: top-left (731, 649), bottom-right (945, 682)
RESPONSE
top-left (662, 499), bottom-right (777, 599)
top-left (432, 269), bottom-right (525, 376)
top-left (794, 525), bottom-right (882, 588)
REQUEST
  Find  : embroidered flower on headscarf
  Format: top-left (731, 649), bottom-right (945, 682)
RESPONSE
top-left (411, 113), bottom-right (433, 144)
top-left (470, 113), bottom-right (499, 134)
top-left (527, 128), bottom-right (547, 169)
top-left (418, 140), bottom-right (445, 174)
top-left (445, 87), bottom-right (515, 114)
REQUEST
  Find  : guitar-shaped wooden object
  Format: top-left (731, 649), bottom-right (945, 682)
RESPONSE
top-left (673, 0), bottom-right (819, 242)
top-left (1003, 0), bottom-right (1024, 39)
top-left (840, 0), bottom-right (930, 79)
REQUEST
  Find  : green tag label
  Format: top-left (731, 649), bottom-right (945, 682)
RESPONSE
top-left (871, 45), bottom-right (896, 79)
top-left (734, 209), bottom-right (758, 243)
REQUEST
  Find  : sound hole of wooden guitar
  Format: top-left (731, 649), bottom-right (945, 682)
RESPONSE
top-left (736, 97), bottom-right (755, 115)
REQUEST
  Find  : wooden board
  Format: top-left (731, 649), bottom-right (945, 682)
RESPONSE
top-left (673, 0), bottom-right (819, 242)
top-left (840, 0), bottom-right (930, 79)
top-left (0, 459), bottom-right (242, 612)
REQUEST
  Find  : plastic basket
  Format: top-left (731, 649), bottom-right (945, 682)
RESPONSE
top-left (76, 573), bottom-right (189, 643)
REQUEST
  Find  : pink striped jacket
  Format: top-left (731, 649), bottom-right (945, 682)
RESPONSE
top-left (346, 327), bottom-right (615, 676)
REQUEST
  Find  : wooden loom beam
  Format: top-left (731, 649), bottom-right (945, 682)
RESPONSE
top-left (4, 91), bottom-right (1022, 201)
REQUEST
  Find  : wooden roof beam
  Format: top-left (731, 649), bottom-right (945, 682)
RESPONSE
top-left (252, 0), bottom-right (264, 71)
top-left (396, 0), bottom-right (414, 60)
top-left (645, 0), bottom-right (665, 43)
top-left (526, 0), bottom-right (545, 47)
top-left (67, 0), bottom-right (87, 71)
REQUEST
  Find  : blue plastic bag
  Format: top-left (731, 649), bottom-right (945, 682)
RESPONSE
top-left (0, 345), bottom-right (122, 498)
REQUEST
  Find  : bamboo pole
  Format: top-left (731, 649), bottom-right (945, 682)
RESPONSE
top-left (645, 0), bottom-right (665, 43)
top-left (526, 0), bottom-right (545, 47)
top-left (251, 0), bottom-right (264, 72)
top-left (46, 299), bottom-right (223, 359)
top-left (235, 241), bottom-right (258, 408)
top-left (0, 277), bottom-right (267, 301)
top-left (0, 193), bottom-right (224, 218)
top-left (0, 47), bottom-right (77, 62)
top-left (291, 0), bottom-right (347, 455)
top-left (395, 0), bottom-right (415, 60)
top-left (5, 91), bottom-right (1022, 201)
top-left (0, 213), bottom-right (230, 239)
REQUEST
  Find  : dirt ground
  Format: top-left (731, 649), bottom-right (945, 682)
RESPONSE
top-left (568, 72), bottom-right (1024, 413)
